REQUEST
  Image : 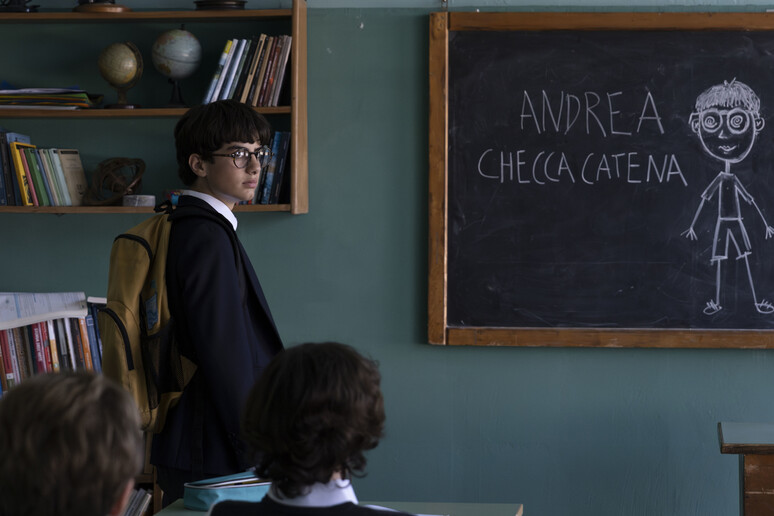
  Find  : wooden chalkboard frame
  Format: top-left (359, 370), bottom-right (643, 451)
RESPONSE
top-left (428, 11), bottom-right (774, 348)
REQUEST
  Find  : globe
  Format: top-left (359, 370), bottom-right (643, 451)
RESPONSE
top-left (151, 29), bottom-right (202, 107)
top-left (98, 41), bottom-right (143, 108)
top-left (152, 29), bottom-right (202, 81)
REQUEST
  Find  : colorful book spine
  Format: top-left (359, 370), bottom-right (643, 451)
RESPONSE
top-left (203, 39), bottom-right (234, 104)
top-left (9, 141), bottom-right (34, 205)
top-left (219, 38), bottom-right (247, 101)
top-left (23, 146), bottom-right (50, 206)
top-left (5, 329), bottom-right (21, 385)
top-left (48, 149), bottom-right (72, 206)
top-left (55, 319), bottom-right (72, 371)
top-left (31, 323), bottom-right (48, 373)
top-left (269, 131), bottom-right (291, 203)
top-left (77, 316), bottom-right (93, 371)
top-left (63, 318), bottom-right (79, 370)
top-left (226, 37), bottom-right (252, 100)
top-left (37, 149), bottom-right (61, 206)
top-left (210, 38), bottom-right (238, 103)
top-left (270, 35), bottom-right (293, 107)
top-left (240, 34), bottom-right (266, 103)
top-left (260, 132), bottom-right (283, 204)
top-left (47, 319), bottom-right (60, 372)
top-left (0, 330), bottom-right (11, 391)
top-left (85, 311), bottom-right (101, 373)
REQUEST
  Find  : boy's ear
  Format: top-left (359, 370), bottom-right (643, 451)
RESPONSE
top-left (755, 115), bottom-right (765, 133)
top-left (689, 112), bottom-right (700, 134)
top-left (189, 154), bottom-right (207, 178)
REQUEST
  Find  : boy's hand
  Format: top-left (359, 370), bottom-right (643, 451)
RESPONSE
top-left (682, 227), bottom-right (698, 240)
top-left (765, 226), bottom-right (774, 239)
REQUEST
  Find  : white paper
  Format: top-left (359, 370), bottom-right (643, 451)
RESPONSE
top-left (0, 292), bottom-right (88, 330)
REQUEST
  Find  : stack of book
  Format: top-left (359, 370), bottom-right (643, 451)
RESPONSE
top-left (0, 88), bottom-right (96, 110)
top-left (202, 34), bottom-right (292, 107)
top-left (0, 129), bottom-right (88, 207)
top-left (0, 293), bottom-right (104, 397)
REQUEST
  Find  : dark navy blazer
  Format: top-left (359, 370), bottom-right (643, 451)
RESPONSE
top-left (151, 195), bottom-right (283, 475)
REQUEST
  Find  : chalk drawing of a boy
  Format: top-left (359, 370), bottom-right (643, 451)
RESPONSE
top-left (683, 79), bottom-right (774, 315)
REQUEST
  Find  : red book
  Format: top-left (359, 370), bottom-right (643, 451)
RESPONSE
top-left (0, 331), bottom-right (8, 392)
top-left (259, 37), bottom-right (284, 106)
top-left (38, 322), bottom-right (53, 373)
top-left (31, 323), bottom-right (48, 374)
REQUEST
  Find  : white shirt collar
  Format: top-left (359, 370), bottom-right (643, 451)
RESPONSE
top-left (181, 190), bottom-right (238, 231)
top-left (267, 479), bottom-right (359, 507)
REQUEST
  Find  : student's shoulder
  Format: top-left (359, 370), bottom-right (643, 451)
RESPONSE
top-left (169, 198), bottom-right (234, 236)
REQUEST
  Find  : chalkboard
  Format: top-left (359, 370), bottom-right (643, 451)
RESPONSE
top-left (428, 12), bottom-right (774, 348)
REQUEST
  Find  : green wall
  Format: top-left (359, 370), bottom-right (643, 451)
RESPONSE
top-left (4, 3), bottom-right (774, 515)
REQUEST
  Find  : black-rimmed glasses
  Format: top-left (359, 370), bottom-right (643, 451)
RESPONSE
top-left (212, 146), bottom-right (272, 168)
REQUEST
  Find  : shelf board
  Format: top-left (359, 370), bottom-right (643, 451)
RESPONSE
top-left (0, 204), bottom-right (291, 214)
top-left (0, 106), bottom-right (291, 118)
top-left (0, 9), bottom-right (292, 23)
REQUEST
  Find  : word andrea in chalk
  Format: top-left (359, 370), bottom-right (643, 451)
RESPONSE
top-left (476, 149), bottom-right (687, 186)
top-left (516, 89), bottom-right (664, 136)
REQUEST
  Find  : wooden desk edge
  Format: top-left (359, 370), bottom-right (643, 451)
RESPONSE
top-left (718, 421), bottom-right (774, 454)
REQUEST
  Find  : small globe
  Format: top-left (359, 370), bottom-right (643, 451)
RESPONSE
top-left (98, 42), bottom-right (142, 88)
top-left (152, 29), bottom-right (202, 81)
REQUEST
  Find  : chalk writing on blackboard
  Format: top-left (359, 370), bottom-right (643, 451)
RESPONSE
top-left (475, 89), bottom-right (687, 187)
top-left (683, 80), bottom-right (774, 316)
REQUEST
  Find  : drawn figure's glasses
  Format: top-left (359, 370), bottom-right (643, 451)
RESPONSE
top-left (699, 108), bottom-right (752, 135)
top-left (212, 146), bottom-right (273, 168)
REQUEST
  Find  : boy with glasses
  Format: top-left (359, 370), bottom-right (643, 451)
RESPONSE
top-left (152, 99), bottom-right (284, 504)
top-left (683, 79), bottom-right (774, 315)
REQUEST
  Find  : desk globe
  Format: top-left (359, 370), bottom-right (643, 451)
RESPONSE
top-left (152, 29), bottom-right (202, 107)
top-left (98, 41), bottom-right (143, 108)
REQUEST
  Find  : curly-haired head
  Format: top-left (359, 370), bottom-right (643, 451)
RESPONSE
top-left (242, 342), bottom-right (385, 499)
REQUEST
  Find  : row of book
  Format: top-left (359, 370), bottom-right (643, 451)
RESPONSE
top-left (0, 129), bottom-right (88, 207)
top-left (242, 130), bottom-right (291, 205)
top-left (120, 487), bottom-right (152, 516)
top-left (203, 33), bottom-right (292, 107)
top-left (0, 295), bottom-right (104, 395)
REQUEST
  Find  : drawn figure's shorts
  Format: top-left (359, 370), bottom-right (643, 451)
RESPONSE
top-left (712, 218), bottom-right (751, 261)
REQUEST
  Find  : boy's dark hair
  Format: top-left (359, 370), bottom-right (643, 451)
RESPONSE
top-left (243, 342), bottom-right (385, 499)
top-left (0, 372), bottom-right (143, 516)
top-left (174, 100), bottom-right (272, 186)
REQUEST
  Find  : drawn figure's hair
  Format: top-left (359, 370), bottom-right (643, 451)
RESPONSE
top-left (694, 79), bottom-right (760, 114)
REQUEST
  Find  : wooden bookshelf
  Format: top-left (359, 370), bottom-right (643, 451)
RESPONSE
top-left (0, 1), bottom-right (308, 214)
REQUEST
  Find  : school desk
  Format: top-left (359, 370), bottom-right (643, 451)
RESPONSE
top-left (718, 421), bottom-right (774, 516)
top-left (155, 498), bottom-right (524, 516)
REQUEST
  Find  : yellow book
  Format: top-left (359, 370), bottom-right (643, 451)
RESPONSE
top-left (9, 141), bottom-right (35, 206)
